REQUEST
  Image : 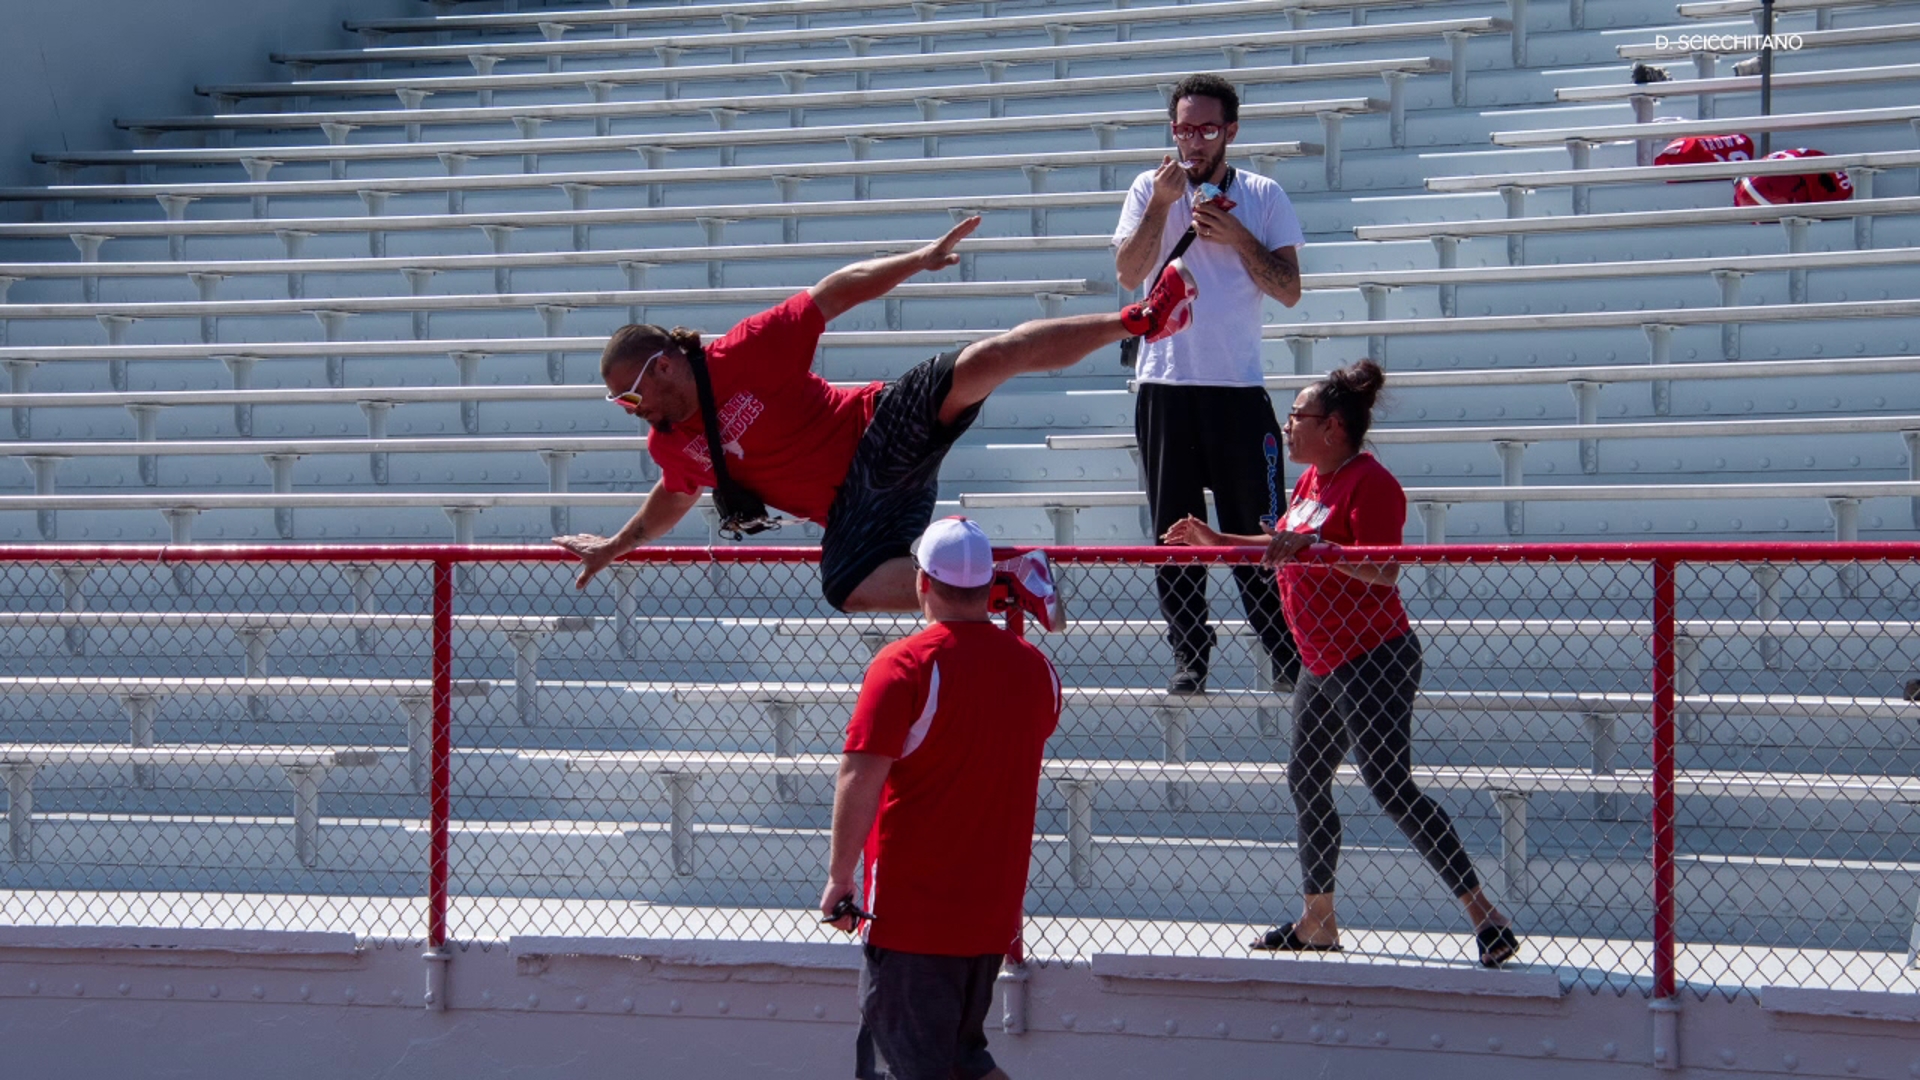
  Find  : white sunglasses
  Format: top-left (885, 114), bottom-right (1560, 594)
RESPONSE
top-left (605, 348), bottom-right (667, 409)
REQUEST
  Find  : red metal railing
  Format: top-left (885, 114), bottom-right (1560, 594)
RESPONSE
top-left (6, 540), bottom-right (1920, 997)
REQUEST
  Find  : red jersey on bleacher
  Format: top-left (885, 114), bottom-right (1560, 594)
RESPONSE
top-left (844, 620), bottom-right (1062, 957)
top-left (649, 291), bottom-right (884, 524)
top-left (1276, 452), bottom-right (1414, 677)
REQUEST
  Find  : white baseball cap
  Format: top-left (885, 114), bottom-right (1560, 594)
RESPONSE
top-left (911, 516), bottom-right (994, 588)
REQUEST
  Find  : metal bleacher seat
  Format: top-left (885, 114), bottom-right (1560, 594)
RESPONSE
top-left (179, 15), bottom-right (1508, 110)
top-left (1488, 104), bottom-right (1920, 167)
top-left (1, 742), bottom-right (385, 866)
top-left (1552, 62), bottom-right (1920, 121)
top-left (278, 0), bottom-right (1381, 71)
top-left (113, 59), bottom-right (1442, 146)
top-left (344, 0), bottom-right (1002, 39)
top-left (32, 100), bottom-right (1373, 192)
top-left (1615, 20), bottom-right (1920, 78)
top-left (1675, 0), bottom-right (1915, 25)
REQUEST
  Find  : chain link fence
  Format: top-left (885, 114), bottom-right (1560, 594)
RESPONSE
top-left (0, 545), bottom-right (1917, 997)
top-left (0, 555), bottom-right (436, 947)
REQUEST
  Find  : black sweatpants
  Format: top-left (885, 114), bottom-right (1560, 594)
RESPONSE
top-left (1135, 382), bottom-right (1299, 680)
top-left (1289, 633), bottom-right (1480, 898)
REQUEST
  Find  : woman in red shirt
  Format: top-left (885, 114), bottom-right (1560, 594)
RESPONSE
top-left (1165, 359), bottom-right (1519, 968)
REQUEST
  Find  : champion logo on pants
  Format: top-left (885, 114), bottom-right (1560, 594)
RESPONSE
top-left (1261, 433), bottom-right (1281, 529)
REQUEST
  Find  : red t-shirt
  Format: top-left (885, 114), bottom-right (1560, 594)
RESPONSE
top-left (844, 620), bottom-right (1062, 957)
top-left (1276, 452), bottom-right (1413, 676)
top-left (648, 292), bottom-right (884, 524)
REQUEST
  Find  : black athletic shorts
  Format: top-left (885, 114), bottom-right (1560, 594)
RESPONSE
top-left (820, 350), bottom-right (982, 611)
top-left (854, 944), bottom-right (1005, 1080)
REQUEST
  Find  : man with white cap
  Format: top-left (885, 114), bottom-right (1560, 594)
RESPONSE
top-left (822, 516), bottom-right (1062, 1080)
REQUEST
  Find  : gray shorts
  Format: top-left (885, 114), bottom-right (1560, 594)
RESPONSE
top-left (820, 350), bottom-right (982, 612)
top-left (855, 944), bottom-right (1004, 1080)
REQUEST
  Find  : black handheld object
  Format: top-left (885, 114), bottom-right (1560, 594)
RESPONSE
top-left (821, 894), bottom-right (878, 927)
top-left (1119, 166), bottom-right (1236, 368)
top-left (684, 341), bottom-right (789, 541)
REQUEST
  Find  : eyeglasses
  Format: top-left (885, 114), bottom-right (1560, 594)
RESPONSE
top-left (1285, 409), bottom-right (1329, 423)
top-left (1169, 122), bottom-right (1226, 142)
top-left (605, 348), bottom-right (666, 411)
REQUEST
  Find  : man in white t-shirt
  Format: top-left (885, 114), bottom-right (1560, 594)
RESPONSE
top-left (1113, 73), bottom-right (1304, 695)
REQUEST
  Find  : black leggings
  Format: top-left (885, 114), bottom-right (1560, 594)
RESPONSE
top-left (1289, 633), bottom-right (1480, 898)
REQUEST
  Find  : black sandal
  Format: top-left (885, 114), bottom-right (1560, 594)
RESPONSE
top-left (1250, 921), bottom-right (1342, 953)
top-left (1477, 924), bottom-right (1520, 968)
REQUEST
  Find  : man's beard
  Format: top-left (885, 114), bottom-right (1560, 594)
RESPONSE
top-left (1181, 148), bottom-right (1226, 183)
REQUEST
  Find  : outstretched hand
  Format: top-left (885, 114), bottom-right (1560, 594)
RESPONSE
top-left (918, 215), bottom-right (981, 271)
top-left (552, 532), bottom-right (626, 589)
top-left (1161, 514), bottom-right (1224, 547)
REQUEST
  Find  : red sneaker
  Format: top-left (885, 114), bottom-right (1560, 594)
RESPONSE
top-left (1121, 257), bottom-right (1198, 343)
top-left (990, 550), bottom-right (1065, 632)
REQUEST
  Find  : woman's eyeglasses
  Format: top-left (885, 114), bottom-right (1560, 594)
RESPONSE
top-left (605, 348), bottom-right (666, 410)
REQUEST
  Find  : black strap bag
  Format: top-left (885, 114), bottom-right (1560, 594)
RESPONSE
top-left (684, 342), bottom-right (788, 541)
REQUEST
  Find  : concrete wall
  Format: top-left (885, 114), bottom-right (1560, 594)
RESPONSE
top-left (0, 933), bottom-right (1911, 1080)
top-left (0, 0), bottom-right (414, 187)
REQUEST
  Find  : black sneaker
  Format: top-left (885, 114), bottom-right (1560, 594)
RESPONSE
top-left (1631, 60), bottom-right (1672, 84)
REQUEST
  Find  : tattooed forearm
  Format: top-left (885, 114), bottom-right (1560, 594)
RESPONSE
top-left (1240, 244), bottom-right (1302, 306)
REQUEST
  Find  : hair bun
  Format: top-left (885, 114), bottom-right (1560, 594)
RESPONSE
top-left (668, 327), bottom-right (704, 355)
top-left (1328, 358), bottom-right (1385, 407)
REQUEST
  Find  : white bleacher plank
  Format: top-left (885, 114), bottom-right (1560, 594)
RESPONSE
top-left (122, 61), bottom-right (1437, 140)
top-left (36, 100), bottom-right (1372, 172)
top-left (0, 234), bottom-right (1118, 283)
top-left (0, 279), bottom-right (1104, 323)
top-left (0, 145), bottom-right (1311, 207)
top-left (1255, 297), bottom-right (1920, 339)
top-left (4, 241), bottom-right (1915, 303)
top-left (532, 748), bottom-right (1920, 800)
top-left (0, 742), bottom-right (388, 866)
top-left (1304, 246), bottom-right (1920, 291)
top-left (1676, 0), bottom-right (1909, 18)
top-left (1490, 105), bottom-right (1920, 148)
top-left (349, 0), bottom-right (994, 35)
top-left (660, 680), bottom-right (1916, 720)
top-left (958, 480), bottom-right (1920, 506)
top-left (281, 0), bottom-right (1319, 67)
top-left (0, 743), bottom-right (379, 769)
top-left (1552, 62), bottom-right (1920, 105)
top-left (186, 17), bottom-right (1508, 104)
top-left (0, 675), bottom-right (490, 697)
top-left (1045, 413), bottom-right (1920, 451)
top-left (1424, 148), bottom-right (1920, 194)
top-left (1617, 22), bottom-right (1920, 60)
top-left (0, 191), bottom-right (1128, 244)
top-left (0, 330), bottom-right (993, 367)
top-left (1354, 196), bottom-right (1920, 242)
top-left (0, 385), bottom-right (615, 410)
top-left (0, 612), bottom-right (592, 633)
top-left (747, 614), bottom-right (1920, 641)
top-left (1259, 355), bottom-right (1920, 392)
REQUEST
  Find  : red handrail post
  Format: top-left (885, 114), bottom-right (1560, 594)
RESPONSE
top-left (428, 557), bottom-right (454, 950)
top-left (1650, 556), bottom-right (1678, 1001)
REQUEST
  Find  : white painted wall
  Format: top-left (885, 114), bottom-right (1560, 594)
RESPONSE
top-left (0, 933), bottom-right (1912, 1079)
top-left (0, 0), bottom-right (413, 188)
